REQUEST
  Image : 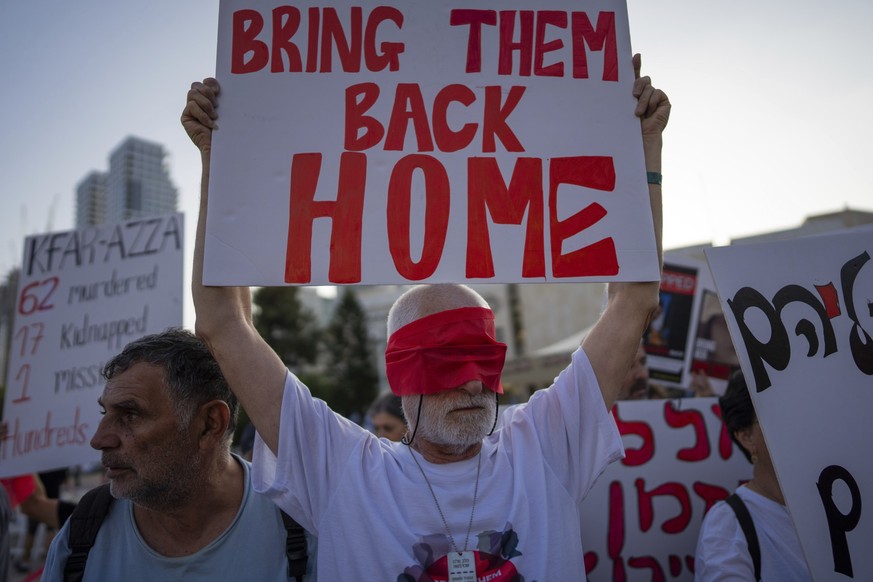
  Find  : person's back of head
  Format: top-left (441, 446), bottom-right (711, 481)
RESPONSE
top-left (102, 328), bottom-right (239, 446)
top-left (718, 370), bottom-right (755, 462)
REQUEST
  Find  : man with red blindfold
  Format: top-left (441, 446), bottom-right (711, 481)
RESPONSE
top-left (184, 53), bottom-right (668, 581)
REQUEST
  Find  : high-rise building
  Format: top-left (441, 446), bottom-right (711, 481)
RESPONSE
top-left (74, 136), bottom-right (178, 228)
top-left (75, 170), bottom-right (107, 228)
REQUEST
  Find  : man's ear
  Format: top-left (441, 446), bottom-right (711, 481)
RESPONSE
top-left (198, 400), bottom-right (231, 447)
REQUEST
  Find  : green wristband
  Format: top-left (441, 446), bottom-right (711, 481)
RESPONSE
top-left (646, 171), bottom-right (662, 186)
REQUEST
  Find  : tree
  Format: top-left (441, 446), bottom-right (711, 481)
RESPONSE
top-left (323, 288), bottom-right (379, 418)
top-left (252, 286), bottom-right (321, 370)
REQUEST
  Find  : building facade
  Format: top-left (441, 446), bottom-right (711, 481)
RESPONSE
top-left (106, 137), bottom-right (178, 224)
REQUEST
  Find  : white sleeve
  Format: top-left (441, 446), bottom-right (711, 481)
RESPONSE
top-left (694, 502), bottom-right (756, 582)
top-left (251, 370), bottom-right (372, 534)
top-left (500, 346), bottom-right (623, 503)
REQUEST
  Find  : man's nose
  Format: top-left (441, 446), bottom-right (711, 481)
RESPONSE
top-left (90, 418), bottom-right (120, 451)
top-left (457, 380), bottom-right (484, 395)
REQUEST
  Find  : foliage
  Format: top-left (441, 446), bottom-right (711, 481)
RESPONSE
top-left (252, 286), bottom-right (321, 369)
top-left (322, 288), bottom-right (379, 417)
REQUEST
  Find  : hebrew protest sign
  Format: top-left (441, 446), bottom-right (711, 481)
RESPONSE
top-left (706, 228), bottom-right (873, 580)
top-left (643, 255), bottom-right (705, 387)
top-left (0, 214), bottom-right (184, 478)
top-left (205, 0), bottom-right (659, 285)
top-left (580, 397), bottom-right (753, 580)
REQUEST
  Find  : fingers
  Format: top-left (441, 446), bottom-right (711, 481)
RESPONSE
top-left (184, 79), bottom-right (220, 128)
top-left (633, 53), bottom-right (641, 80)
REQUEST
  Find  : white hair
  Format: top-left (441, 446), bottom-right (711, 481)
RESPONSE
top-left (386, 284), bottom-right (489, 336)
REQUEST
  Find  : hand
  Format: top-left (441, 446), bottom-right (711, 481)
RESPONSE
top-left (690, 370), bottom-right (715, 397)
top-left (632, 54), bottom-right (670, 139)
top-left (182, 78), bottom-right (221, 153)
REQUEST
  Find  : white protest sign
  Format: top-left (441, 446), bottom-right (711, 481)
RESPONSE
top-left (206, 0), bottom-right (658, 285)
top-left (0, 214), bottom-right (184, 478)
top-left (643, 254), bottom-right (705, 387)
top-left (580, 398), bottom-right (752, 580)
top-left (706, 229), bottom-right (873, 580)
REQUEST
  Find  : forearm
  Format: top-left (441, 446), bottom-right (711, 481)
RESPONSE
top-left (192, 150), bottom-right (253, 340)
top-left (192, 148), bottom-right (286, 453)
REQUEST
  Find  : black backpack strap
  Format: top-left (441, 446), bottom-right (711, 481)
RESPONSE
top-left (281, 511), bottom-right (308, 582)
top-left (64, 484), bottom-right (114, 582)
top-left (726, 493), bottom-right (761, 582)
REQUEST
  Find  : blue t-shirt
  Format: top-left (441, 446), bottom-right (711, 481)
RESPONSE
top-left (42, 455), bottom-right (314, 581)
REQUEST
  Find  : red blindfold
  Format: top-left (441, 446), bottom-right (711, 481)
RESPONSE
top-left (386, 307), bottom-right (507, 396)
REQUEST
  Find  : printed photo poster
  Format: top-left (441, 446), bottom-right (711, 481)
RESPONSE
top-left (643, 254), bottom-right (705, 387)
top-left (689, 264), bottom-right (739, 395)
top-left (205, 0), bottom-right (660, 286)
top-left (0, 214), bottom-right (184, 478)
top-left (580, 398), bottom-right (753, 581)
top-left (706, 229), bottom-right (873, 581)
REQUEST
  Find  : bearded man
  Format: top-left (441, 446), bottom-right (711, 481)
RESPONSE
top-left (184, 53), bottom-right (669, 580)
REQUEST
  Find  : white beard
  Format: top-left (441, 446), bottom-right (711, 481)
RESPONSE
top-left (404, 391), bottom-right (495, 451)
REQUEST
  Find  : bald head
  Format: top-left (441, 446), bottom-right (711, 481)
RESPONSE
top-left (387, 284), bottom-right (489, 336)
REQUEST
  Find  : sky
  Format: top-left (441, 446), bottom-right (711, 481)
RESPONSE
top-left (2, 0), bottom-right (871, 325)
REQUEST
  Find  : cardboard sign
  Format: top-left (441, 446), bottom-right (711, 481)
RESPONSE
top-left (205, 0), bottom-right (659, 286)
top-left (580, 398), bottom-right (753, 580)
top-left (643, 255), bottom-right (705, 387)
top-left (0, 214), bottom-right (184, 478)
top-left (706, 229), bottom-right (873, 580)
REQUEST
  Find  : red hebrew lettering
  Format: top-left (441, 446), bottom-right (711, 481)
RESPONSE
top-left (466, 157), bottom-right (545, 279)
top-left (482, 86), bottom-right (525, 153)
top-left (319, 7), bottom-right (363, 72)
top-left (664, 401), bottom-right (710, 462)
top-left (432, 85), bottom-right (478, 152)
top-left (612, 406), bottom-right (654, 466)
top-left (285, 153), bottom-right (365, 284)
top-left (385, 84), bottom-right (434, 151)
top-left (636, 479), bottom-right (692, 534)
top-left (669, 555), bottom-right (681, 576)
top-left (571, 12), bottom-right (617, 80)
top-left (607, 482), bottom-right (628, 581)
top-left (814, 282), bottom-right (841, 319)
top-left (345, 83), bottom-right (384, 151)
top-left (693, 481), bottom-right (730, 514)
top-left (627, 557), bottom-right (665, 582)
top-left (364, 7), bottom-right (404, 72)
top-left (271, 6), bottom-right (302, 72)
top-left (232, 9), bottom-right (269, 73)
top-left (498, 10), bottom-right (534, 76)
top-left (686, 556), bottom-right (695, 574)
top-left (534, 11), bottom-right (568, 77)
top-left (584, 552), bottom-right (598, 575)
top-left (450, 9), bottom-right (497, 73)
top-left (549, 156), bottom-right (618, 277)
top-left (387, 155), bottom-right (450, 280)
top-left (711, 404), bottom-right (734, 460)
top-left (607, 481), bottom-right (625, 559)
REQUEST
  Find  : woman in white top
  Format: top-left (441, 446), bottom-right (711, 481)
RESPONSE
top-left (694, 371), bottom-right (811, 581)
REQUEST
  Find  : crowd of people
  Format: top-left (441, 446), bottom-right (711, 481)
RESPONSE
top-left (0, 53), bottom-right (810, 581)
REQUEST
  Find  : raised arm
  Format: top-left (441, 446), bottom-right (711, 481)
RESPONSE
top-left (582, 54), bottom-right (670, 409)
top-left (182, 79), bottom-right (287, 453)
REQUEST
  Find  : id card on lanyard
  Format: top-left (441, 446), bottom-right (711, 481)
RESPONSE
top-left (448, 551), bottom-right (477, 582)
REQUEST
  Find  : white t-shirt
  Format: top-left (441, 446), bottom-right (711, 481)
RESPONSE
top-left (253, 346), bottom-right (623, 580)
top-left (42, 455), bottom-right (314, 581)
top-left (694, 485), bottom-right (811, 582)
